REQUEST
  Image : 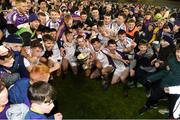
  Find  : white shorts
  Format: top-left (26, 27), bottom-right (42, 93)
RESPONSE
top-left (113, 66), bottom-right (126, 77)
top-left (69, 61), bottom-right (77, 67)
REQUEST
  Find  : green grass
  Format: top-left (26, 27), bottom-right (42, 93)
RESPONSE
top-left (51, 72), bottom-right (167, 119)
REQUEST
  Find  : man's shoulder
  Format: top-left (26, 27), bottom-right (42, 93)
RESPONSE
top-left (14, 78), bottom-right (30, 86)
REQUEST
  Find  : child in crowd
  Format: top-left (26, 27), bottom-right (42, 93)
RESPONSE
top-left (25, 81), bottom-right (63, 120)
top-left (126, 19), bottom-right (139, 39)
top-left (134, 40), bottom-right (156, 87)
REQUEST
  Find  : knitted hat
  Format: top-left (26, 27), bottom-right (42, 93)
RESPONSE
top-left (29, 13), bottom-right (39, 22)
top-left (162, 34), bottom-right (173, 44)
top-left (5, 34), bottom-right (23, 44)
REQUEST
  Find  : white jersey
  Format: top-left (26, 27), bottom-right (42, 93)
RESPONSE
top-left (97, 33), bottom-right (109, 45)
top-left (41, 42), bottom-right (62, 63)
top-left (77, 43), bottom-right (94, 55)
top-left (95, 49), bottom-right (111, 68)
top-left (64, 41), bottom-right (76, 62)
top-left (117, 23), bottom-right (126, 31)
top-left (104, 22), bottom-right (118, 36)
top-left (116, 37), bottom-right (132, 52)
top-left (74, 10), bottom-right (80, 16)
top-left (104, 22), bottom-right (117, 30)
top-left (103, 48), bottom-right (125, 70)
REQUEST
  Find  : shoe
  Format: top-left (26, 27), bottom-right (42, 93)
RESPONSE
top-left (137, 83), bottom-right (143, 88)
top-left (146, 89), bottom-right (151, 98)
top-left (158, 108), bottom-right (169, 115)
top-left (138, 105), bottom-right (149, 115)
top-left (151, 103), bottom-right (158, 109)
top-left (159, 97), bottom-right (168, 101)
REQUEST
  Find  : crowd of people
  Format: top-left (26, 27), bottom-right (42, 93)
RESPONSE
top-left (0, 0), bottom-right (180, 119)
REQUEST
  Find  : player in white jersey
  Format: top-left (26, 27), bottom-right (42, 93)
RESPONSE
top-left (91, 38), bottom-right (115, 90)
top-left (103, 40), bottom-right (130, 96)
top-left (103, 13), bottom-right (118, 40)
top-left (40, 34), bottom-right (61, 73)
top-left (115, 13), bottom-right (127, 32)
top-left (61, 30), bottom-right (78, 75)
top-left (75, 35), bottom-right (95, 77)
top-left (116, 30), bottom-right (137, 77)
top-left (23, 40), bottom-right (44, 72)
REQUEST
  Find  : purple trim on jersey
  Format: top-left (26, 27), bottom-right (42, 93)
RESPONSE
top-left (46, 19), bottom-right (61, 30)
top-left (56, 14), bottom-right (81, 40)
top-left (101, 50), bottom-right (116, 68)
top-left (6, 9), bottom-right (17, 24)
top-left (144, 19), bottom-right (151, 27)
top-left (14, 14), bottom-right (28, 26)
top-left (6, 9), bottom-right (28, 27)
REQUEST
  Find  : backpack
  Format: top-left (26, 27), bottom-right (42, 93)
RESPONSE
top-left (6, 103), bottom-right (29, 120)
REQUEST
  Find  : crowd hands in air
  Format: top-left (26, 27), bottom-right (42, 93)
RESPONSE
top-left (0, 0), bottom-right (180, 119)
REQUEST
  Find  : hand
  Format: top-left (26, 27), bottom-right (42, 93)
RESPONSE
top-left (29, 57), bottom-right (38, 64)
top-left (54, 112), bottom-right (63, 120)
top-left (60, 48), bottom-right (65, 57)
top-left (151, 58), bottom-right (157, 65)
top-left (154, 61), bottom-right (160, 68)
top-left (131, 41), bottom-right (137, 48)
top-left (122, 59), bottom-right (129, 65)
top-left (21, 47), bottom-right (29, 58)
top-left (164, 87), bottom-right (169, 94)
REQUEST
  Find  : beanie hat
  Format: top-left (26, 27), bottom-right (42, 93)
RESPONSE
top-left (29, 13), bottom-right (39, 23)
top-left (5, 34), bottom-right (23, 44)
top-left (162, 34), bottom-right (173, 44)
